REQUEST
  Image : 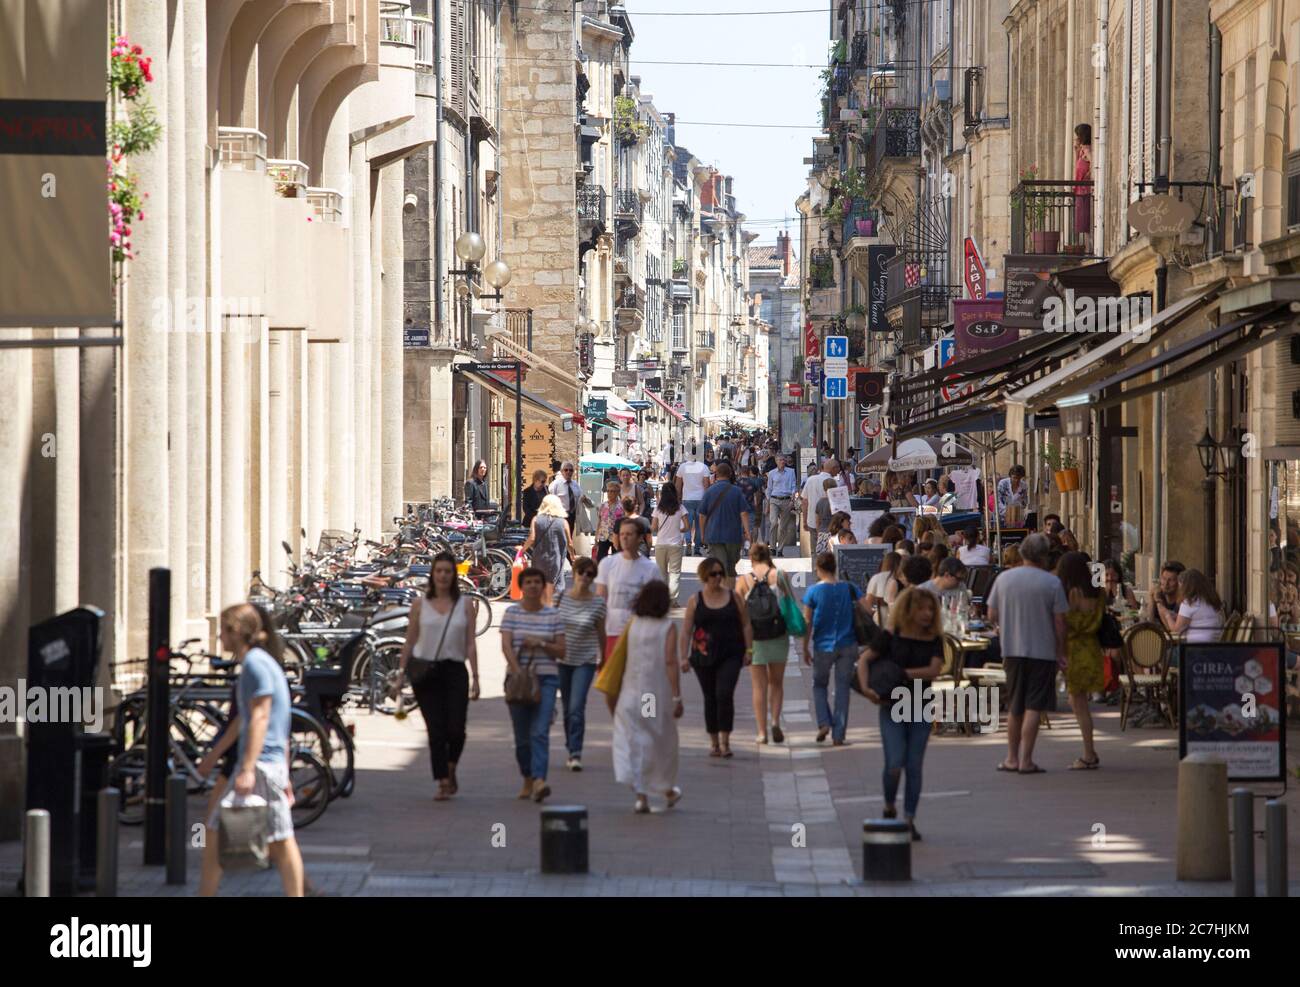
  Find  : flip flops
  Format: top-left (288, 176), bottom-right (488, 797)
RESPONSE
top-left (1069, 756), bottom-right (1100, 770)
top-left (1017, 765), bottom-right (1046, 774)
top-left (995, 762), bottom-right (1018, 772)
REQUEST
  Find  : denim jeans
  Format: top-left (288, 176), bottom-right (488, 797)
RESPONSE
top-left (557, 663), bottom-right (596, 758)
top-left (683, 500), bottom-right (703, 552)
top-left (508, 674), bottom-right (559, 780)
top-left (878, 706), bottom-right (931, 818)
top-left (812, 645), bottom-right (858, 742)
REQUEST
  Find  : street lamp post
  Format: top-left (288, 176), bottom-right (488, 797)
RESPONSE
top-left (450, 233), bottom-right (516, 519)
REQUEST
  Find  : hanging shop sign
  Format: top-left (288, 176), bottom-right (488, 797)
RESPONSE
top-left (1127, 193), bottom-right (1197, 238)
top-left (1002, 254), bottom-right (1062, 329)
top-left (963, 237), bottom-right (987, 300)
top-left (804, 320), bottom-right (819, 358)
top-left (952, 298), bottom-right (1012, 360)
top-left (867, 245), bottom-right (897, 333)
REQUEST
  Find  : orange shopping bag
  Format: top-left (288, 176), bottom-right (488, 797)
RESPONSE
top-left (509, 549), bottom-right (526, 600)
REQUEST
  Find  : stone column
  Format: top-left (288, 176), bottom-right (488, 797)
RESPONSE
top-left (124, 0), bottom-right (170, 663)
top-left (268, 331), bottom-right (289, 570)
top-left (380, 162), bottom-right (405, 527)
top-left (184, 0), bottom-right (208, 637)
top-left (219, 312), bottom-right (249, 608)
top-left (166, 0), bottom-right (189, 636)
top-left (0, 338), bottom-right (33, 840)
top-left (370, 163), bottom-right (384, 534)
top-left (309, 341), bottom-right (329, 540)
top-left (347, 144), bottom-right (372, 533)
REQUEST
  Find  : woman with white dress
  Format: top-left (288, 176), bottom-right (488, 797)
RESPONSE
top-left (612, 580), bottom-right (684, 814)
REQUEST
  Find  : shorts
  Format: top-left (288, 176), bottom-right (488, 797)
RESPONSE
top-left (1004, 656), bottom-right (1058, 715)
top-left (751, 636), bottom-right (790, 666)
top-left (207, 760), bottom-right (295, 843)
top-left (707, 542), bottom-right (742, 578)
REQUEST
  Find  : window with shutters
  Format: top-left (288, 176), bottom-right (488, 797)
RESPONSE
top-left (447, 0), bottom-right (467, 124)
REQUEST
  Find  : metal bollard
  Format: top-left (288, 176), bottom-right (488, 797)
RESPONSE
top-left (540, 805), bottom-right (588, 874)
top-left (862, 819), bottom-right (911, 882)
top-left (97, 788), bottom-right (120, 897)
top-left (1265, 799), bottom-right (1288, 898)
top-left (25, 809), bottom-right (50, 898)
top-left (165, 774), bottom-right (187, 886)
top-left (1231, 788), bottom-right (1254, 897)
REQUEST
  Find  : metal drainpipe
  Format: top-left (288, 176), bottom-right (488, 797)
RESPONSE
top-left (1095, 1), bottom-right (1108, 252)
top-left (1157, 0), bottom-right (1173, 191)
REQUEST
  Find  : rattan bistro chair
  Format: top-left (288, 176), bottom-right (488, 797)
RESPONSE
top-left (1119, 620), bottom-right (1174, 730)
top-left (931, 634), bottom-right (972, 735)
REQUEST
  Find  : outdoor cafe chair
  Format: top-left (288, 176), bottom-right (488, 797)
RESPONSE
top-left (1119, 620), bottom-right (1174, 730)
top-left (931, 633), bottom-right (973, 736)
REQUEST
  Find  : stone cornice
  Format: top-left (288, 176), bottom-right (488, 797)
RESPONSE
top-left (1108, 234), bottom-right (1161, 291)
top-left (1210, 0), bottom-right (1266, 34)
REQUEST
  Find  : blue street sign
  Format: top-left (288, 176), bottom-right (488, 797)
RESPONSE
top-left (939, 335), bottom-right (955, 367)
top-left (824, 376), bottom-right (848, 399)
top-left (824, 335), bottom-right (848, 360)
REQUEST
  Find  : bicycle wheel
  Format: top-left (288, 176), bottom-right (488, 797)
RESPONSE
top-left (365, 640), bottom-right (412, 715)
top-left (464, 591), bottom-right (493, 637)
top-left (289, 749), bottom-right (332, 828)
top-left (324, 709), bottom-right (356, 798)
top-left (289, 707), bottom-right (334, 783)
top-left (109, 748), bottom-right (147, 825)
top-left (482, 549), bottom-right (515, 600)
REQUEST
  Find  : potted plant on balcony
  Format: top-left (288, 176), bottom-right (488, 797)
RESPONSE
top-left (1044, 442), bottom-right (1081, 492)
top-left (1013, 165), bottom-right (1058, 254)
top-left (672, 258), bottom-right (686, 278)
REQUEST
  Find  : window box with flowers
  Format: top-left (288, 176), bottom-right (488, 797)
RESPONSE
top-left (107, 35), bottom-right (162, 272)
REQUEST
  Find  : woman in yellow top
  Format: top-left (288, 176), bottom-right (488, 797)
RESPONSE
top-left (1057, 551), bottom-right (1103, 769)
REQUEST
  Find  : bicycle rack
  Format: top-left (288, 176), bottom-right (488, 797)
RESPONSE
top-left (278, 628), bottom-right (388, 713)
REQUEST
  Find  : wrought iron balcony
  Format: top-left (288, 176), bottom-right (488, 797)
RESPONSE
top-left (851, 32), bottom-right (872, 71)
top-left (577, 183), bottom-right (606, 227)
top-left (866, 107), bottom-right (920, 180)
top-left (614, 188), bottom-right (643, 229)
top-left (695, 330), bottom-right (716, 352)
top-left (885, 249), bottom-right (961, 330)
top-left (617, 284), bottom-right (645, 313)
top-left (1010, 179), bottom-right (1094, 255)
top-left (809, 248), bottom-right (835, 289)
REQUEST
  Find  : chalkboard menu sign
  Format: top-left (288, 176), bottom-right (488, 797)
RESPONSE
top-left (867, 245), bottom-right (896, 332)
top-left (1179, 642), bottom-right (1286, 782)
top-left (833, 544), bottom-right (889, 593)
top-left (1002, 254), bottom-right (1061, 329)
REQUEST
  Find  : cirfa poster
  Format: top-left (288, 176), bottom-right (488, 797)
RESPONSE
top-left (1178, 642), bottom-right (1286, 781)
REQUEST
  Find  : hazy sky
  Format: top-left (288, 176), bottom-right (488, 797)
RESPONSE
top-left (626, 0), bottom-right (829, 255)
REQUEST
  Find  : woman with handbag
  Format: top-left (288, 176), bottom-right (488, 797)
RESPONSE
top-left (500, 566), bottom-right (567, 802)
top-left (1056, 551), bottom-right (1104, 769)
top-left (735, 543), bottom-right (797, 744)
top-left (395, 552), bottom-right (480, 801)
top-left (680, 557), bottom-right (753, 758)
top-left (857, 587), bottom-right (944, 841)
top-left (612, 580), bottom-right (684, 813)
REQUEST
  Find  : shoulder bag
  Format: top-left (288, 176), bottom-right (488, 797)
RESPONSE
top-left (1098, 600), bottom-right (1124, 650)
top-left (503, 606), bottom-right (546, 706)
top-left (405, 598), bottom-right (454, 688)
top-left (850, 586), bottom-right (882, 648)
top-left (777, 571), bottom-right (807, 637)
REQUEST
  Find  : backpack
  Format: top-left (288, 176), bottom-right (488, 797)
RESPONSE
top-left (748, 573), bottom-right (787, 641)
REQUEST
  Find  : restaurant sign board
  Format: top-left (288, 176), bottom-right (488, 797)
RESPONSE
top-left (1178, 641), bottom-right (1286, 782)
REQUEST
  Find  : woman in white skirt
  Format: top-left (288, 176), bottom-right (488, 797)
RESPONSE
top-left (613, 580), bottom-right (684, 813)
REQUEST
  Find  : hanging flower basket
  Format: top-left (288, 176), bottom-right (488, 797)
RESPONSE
top-left (1054, 468), bottom-right (1081, 492)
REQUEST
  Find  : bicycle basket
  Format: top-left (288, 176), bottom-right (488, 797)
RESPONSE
top-left (317, 529), bottom-right (354, 555)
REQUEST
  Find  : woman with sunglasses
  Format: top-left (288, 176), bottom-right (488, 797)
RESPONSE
top-left (680, 558), bottom-right (753, 758)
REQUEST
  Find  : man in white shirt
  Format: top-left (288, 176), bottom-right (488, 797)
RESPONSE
top-left (596, 517), bottom-right (663, 654)
top-left (765, 453), bottom-right (799, 556)
top-left (549, 461), bottom-right (592, 534)
top-left (675, 454), bottom-right (712, 555)
top-left (801, 458), bottom-right (835, 557)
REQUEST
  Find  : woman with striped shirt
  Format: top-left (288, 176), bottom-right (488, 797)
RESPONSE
top-left (555, 557), bottom-right (607, 771)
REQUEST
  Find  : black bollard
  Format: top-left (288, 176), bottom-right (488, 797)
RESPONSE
top-left (540, 805), bottom-right (588, 875)
top-left (97, 788), bottom-right (119, 897)
top-left (1231, 788), bottom-right (1254, 897)
top-left (862, 819), bottom-right (911, 882)
top-left (165, 774), bottom-right (187, 886)
top-left (1265, 799), bottom-right (1288, 898)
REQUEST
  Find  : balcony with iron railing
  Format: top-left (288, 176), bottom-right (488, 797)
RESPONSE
top-left (216, 127), bottom-right (267, 171)
top-left (614, 188), bottom-right (643, 229)
top-left (1010, 179), bottom-right (1095, 255)
top-left (885, 249), bottom-right (961, 340)
top-left (577, 183), bottom-right (606, 228)
top-left (865, 106), bottom-right (920, 182)
top-left (695, 330), bottom-right (716, 356)
top-left (808, 248), bottom-right (836, 289)
top-left (842, 202), bottom-right (879, 249)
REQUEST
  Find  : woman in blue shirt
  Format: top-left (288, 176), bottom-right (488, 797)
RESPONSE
top-left (800, 551), bottom-right (875, 745)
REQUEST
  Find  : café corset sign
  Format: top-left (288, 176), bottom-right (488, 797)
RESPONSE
top-left (1126, 193), bottom-right (1196, 238)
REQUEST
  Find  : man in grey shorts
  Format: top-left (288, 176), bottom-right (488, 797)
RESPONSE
top-left (200, 604), bottom-right (304, 896)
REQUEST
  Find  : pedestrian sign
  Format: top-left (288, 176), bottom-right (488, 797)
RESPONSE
top-left (824, 335), bottom-right (848, 360)
top-left (825, 376), bottom-right (848, 400)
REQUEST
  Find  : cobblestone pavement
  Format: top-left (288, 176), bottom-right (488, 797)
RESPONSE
top-left (3, 555), bottom-right (1298, 897)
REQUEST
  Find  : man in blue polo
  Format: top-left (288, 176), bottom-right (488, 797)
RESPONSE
top-left (698, 461), bottom-right (752, 589)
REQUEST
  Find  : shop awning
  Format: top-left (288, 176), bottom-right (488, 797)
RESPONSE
top-left (643, 388), bottom-right (685, 422)
top-left (1005, 281), bottom-right (1225, 410)
top-left (461, 365), bottom-right (575, 422)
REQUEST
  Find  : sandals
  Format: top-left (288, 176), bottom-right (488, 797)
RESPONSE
top-left (1017, 765), bottom-right (1046, 775)
top-left (721, 746), bottom-right (734, 759)
top-left (995, 762), bottom-right (1019, 773)
top-left (666, 786), bottom-right (683, 808)
top-left (709, 746), bottom-right (722, 758)
top-left (771, 723), bottom-right (785, 744)
top-left (756, 734), bottom-right (768, 744)
top-left (1069, 756), bottom-right (1101, 771)
top-left (434, 782), bottom-right (452, 801)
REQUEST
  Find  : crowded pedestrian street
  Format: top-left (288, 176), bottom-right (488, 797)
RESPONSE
top-left (5, 1), bottom-right (1300, 963)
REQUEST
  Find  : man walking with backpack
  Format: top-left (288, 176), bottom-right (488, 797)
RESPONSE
top-left (736, 544), bottom-right (797, 744)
